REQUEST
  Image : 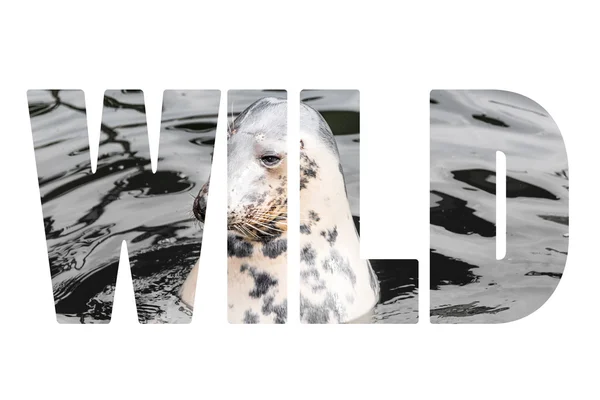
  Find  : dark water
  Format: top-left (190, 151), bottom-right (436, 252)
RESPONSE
top-left (430, 90), bottom-right (569, 323)
top-left (32, 89), bottom-right (560, 325)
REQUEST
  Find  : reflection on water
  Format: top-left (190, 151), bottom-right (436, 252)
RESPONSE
top-left (430, 90), bottom-right (568, 323)
top-left (29, 89), bottom-right (220, 323)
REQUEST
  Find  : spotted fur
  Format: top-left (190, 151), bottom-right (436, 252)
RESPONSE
top-left (299, 102), bottom-right (379, 324)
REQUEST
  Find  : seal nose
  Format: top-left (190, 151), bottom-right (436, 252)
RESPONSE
top-left (193, 182), bottom-right (209, 222)
top-left (193, 194), bottom-right (205, 222)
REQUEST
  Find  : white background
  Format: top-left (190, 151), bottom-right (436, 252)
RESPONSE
top-left (1, 1), bottom-right (598, 399)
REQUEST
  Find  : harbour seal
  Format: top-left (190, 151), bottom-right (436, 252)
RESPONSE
top-left (180, 97), bottom-right (379, 324)
top-left (299, 102), bottom-right (379, 323)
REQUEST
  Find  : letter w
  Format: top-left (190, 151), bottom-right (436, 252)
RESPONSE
top-left (28, 89), bottom-right (220, 324)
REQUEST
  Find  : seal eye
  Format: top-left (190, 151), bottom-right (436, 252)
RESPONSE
top-left (260, 155), bottom-right (281, 167)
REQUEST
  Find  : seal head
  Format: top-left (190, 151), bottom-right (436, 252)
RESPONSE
top-left (183, 98), bottom-right (378, 324)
